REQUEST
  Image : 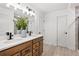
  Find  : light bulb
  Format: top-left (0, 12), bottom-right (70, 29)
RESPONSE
top-left (14, 7), bottom-right (17, 10)
top-left (27, 11), bottom-right (29, 15)
top-left (30, 13), bottom-right (32, 16)
top-left (23, 10), bottom-right (26, 14)
top-left (17, 16), bottom-right (20, 17)
top-left (6, 4), bottom-right (10, 7)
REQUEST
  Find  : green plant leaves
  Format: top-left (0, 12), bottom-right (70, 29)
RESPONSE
top-left (16, 17), bottom-right (28, 30)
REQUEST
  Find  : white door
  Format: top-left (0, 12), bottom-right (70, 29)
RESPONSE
top-left (57, 15), bottom-right (67, 48)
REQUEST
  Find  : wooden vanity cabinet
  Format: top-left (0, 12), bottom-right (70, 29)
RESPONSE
top-left (39, 40), bottom-right (43, 55)
top-left (33, 37), bottom-right (43, 56)
top-left (0, 41), bottom-right (32, 56)
top-left (0, 36), bottom-right (43, 56)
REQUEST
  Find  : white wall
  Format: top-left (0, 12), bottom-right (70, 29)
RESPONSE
top-left (37, 13), bottom-right (45, 35)
top-left (44, 6), bottom-right (76, 50)
top-left (67, 7), bottom-right (75, 50)
top-left (0, 5), bottom-right (14, 36)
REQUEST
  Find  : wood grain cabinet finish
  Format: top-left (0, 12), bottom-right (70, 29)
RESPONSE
top-left (39, 40), bottom-right (43, 55)
top-left (0, 36), bottom-right (43, 56)
top-left (13, 52), bottom-right (21, 56)
top-left (21, 47), bottom-right (32, 56)
top-left (33, 37), bottom-right (43, 56)
top-left (33, 42), bottom-right (40, 49)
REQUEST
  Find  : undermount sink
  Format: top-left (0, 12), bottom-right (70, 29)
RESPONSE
top-left (0, 37), bottom-right (21, 44)
top-left (3, 40), bottom-right (14, 44)
top-left (0, 34), bottom-right (37, 45)
top-left (0, 40), bottom-right (15, 44)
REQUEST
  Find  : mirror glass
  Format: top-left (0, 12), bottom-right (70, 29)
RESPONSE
top-left (14, 8), bottom-right (35, 34)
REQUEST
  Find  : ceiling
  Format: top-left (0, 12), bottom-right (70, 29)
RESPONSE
top-left (0, 3), bottom-right (74, 16)
top-left (28, 3), bottom-right (69, 14)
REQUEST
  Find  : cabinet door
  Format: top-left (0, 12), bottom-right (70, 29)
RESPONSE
top-left (33, 47), bottom-right (39, 53)
top-left (33, 42), bottom-right (39, 56)
top-left (21, 47), bottom-right (32, 56)
top-left (33, 42), bottom-right (39, 49)
top-left (39, 40), bottom-right (43, 55)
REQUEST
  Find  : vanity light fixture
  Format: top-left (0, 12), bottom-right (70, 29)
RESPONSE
top-left (22, 8), bottom-right (27, 14)
top-left (29, 13), bottom-right (32, 16)
top-left (26, 11), bottom-right (29, 15)
top-left (6, 3), bottom-right (36, 16)
top-left (29, 10), bottom-right (32, 16)
top-left (17, 16), bottom-right (20, 17)
top-left (14, 7), bottom-right (17, 10)
top-left (26, 6), bottom-right (33, 16)
top-left (27, 7), bottom-right (36, 16)
top-left (23, 10), bottom-right (26, 14)
top-left (6, 3), bottom-right (18, 10)
top-left (6, 3), bottom-right (10, 8)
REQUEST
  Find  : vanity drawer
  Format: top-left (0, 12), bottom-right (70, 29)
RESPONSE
top-left (0, 41), bottom-right (32, 56)
top-left (33, 42), bottom-right (39, 49)
top-left (21, 46), bottom-right (32, 56)
top-left (0, 46), bottom-right (21, 56)
top-left (33, 37), bottom-right (43, 43)
top-left (19, 41), bottom-right (32, 50)
top-left (33, 47), bottom-right (39, 54)
top-left (25, 52), bottom-right (32, 56)
top-left (33, 38), bottom-right (39, 43)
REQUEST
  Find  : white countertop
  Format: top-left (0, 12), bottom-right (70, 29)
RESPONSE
top-left (0, 34), bottom-right (43, 51)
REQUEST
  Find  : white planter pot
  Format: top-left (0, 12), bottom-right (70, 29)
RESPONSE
top-left (17, 30), bottom-right (21, 34)
top-left (21, 30), bottom-right (26, 38)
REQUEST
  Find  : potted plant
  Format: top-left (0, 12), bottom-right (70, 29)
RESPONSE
top-left (16, 18), bottom-right (22, 34)
top-left (20, 17), bottom-right (28, 37)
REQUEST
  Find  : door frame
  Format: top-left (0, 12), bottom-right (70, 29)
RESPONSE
top-left (57, 15), bottom-right (68, 48)
top-left (75, 17), bottom-right (79, 50)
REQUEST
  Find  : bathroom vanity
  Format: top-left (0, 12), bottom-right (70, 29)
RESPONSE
top-left (0, 34), bottom-right (43, 56)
